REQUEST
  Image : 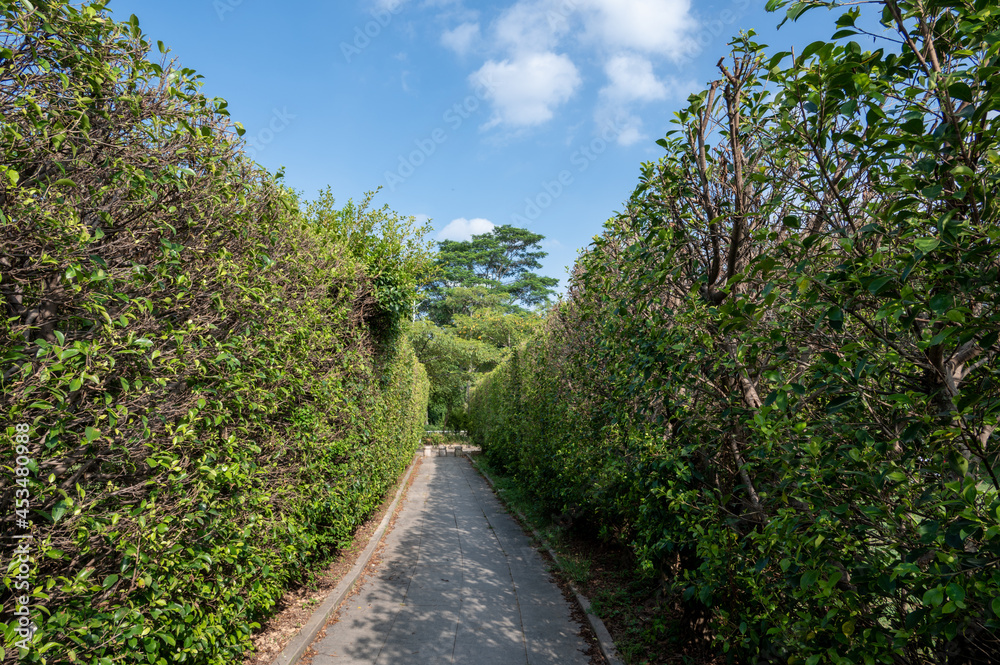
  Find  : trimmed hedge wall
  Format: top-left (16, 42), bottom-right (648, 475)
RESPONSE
top-left (469, 2), bottom-right (1000, 663)
top-left (1, 2), bottom-right (429, 663)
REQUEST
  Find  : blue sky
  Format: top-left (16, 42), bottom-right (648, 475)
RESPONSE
top-left (107, 0), bottom-right (845, 290)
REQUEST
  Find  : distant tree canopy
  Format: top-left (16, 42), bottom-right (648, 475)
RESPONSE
top-left (410, 225), bottom-right (556, 427)
top-left (421, 225), bottom-right (559, 325)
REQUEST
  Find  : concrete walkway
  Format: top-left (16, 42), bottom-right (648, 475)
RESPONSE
top-left (307, 455), bottom-right (592, 665)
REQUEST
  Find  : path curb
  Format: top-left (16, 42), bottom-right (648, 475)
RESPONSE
top-left (270, 454), bottom-right (420, 665)
top-left (464, 453), bottom-right (625, 665)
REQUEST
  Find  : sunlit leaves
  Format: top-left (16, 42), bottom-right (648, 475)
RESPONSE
top-left (468, 0), bottom-right (1000, 662)
top-left (1, 2), bottom-right (430, 663)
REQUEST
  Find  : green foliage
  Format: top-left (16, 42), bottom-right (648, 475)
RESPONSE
top-left (0, 3), bottom-right (429, 664)
top-left (411, 227), bottom-right (549, 426)
top-left (422, 225), bottom-right (558, 324)
top-left (303, 187), bottom-right (434, 345)
top-left (409, 320), bottom-right (503, 426)
top-left (409, 293), bottom-right (542, 427)
top-left (444, 407), bottom-right (470, 433)
top-left (412, 224), bottom-right (553, 425)
top-left (421, 432), bottom-right (449, 447)
top-left (470, 2), bottom-right (1000, 663)
top-left (452, 304), bottom-right (542, 350)
top-left (435, 285), bottom-right (516, 323)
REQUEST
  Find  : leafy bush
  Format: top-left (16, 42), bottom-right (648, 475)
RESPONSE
top-left (422, 432), bottom-right (449, 447)
top-left (470, 2), bottom-right (1000, 663)
top-left (0, 2), bottom-right (429, 663)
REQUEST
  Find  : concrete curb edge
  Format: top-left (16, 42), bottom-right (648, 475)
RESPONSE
top-left (271, 453), bottom-right (420, 665)
top-left (464, 453), bottom-right (625, 665)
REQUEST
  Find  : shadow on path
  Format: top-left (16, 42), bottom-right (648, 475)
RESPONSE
top-left (307, 456), bottom-right (590, 665)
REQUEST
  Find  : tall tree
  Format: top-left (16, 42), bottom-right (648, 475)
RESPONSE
top-left (410, 225), bottom-right (554, 425)
top-left (422, 224), bottom-right (559, 324)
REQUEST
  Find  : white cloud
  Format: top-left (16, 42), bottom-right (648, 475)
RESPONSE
top-left (441, 22), bottom-right (480, 56)
top-left (444, 0), bottom-right (698, 137)
top-left (616, 122), bottom-right (644, 146)
top-left (374, 0), bottom-right (408, 12)
top-left (473, 52), bottom-right (581, 127)
top-left (438, 217), bottom-right (496, 241)
top-left (596, 54), bottom-right (694, 146)
top-left (577, 0), bottom-right (698, 60)
top-left (601, 54), bottom-right (667, 103)
top-left (595, 106), bottom-right (647, 146)
top-left (486, 0), bottom-right (698, 58)
top-left (494, 1), bottom-right (568, 54)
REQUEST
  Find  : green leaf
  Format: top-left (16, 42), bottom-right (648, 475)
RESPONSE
top-left (85, 426), bottom-right (101, 442)
top-left (948, 81), bottom-right (973, 103)
top-left (914, 238), bottom-right (940, 254)
top-left (103, 574), bottom-right (119, 589)
top-left (928, 327), bottom-right (957, 347)
top-left (929, 294), bottom-right (951, 313)
top-left (826, 306), bottom-right (843, 331)
top-left (801, 40), bottom-right (826, 60)
top-left (52, 178), bottom-right (77, 187)
top-left (831, 29), bottom-right (858, 40)
top-left (867, 276), bottom-right (893, 295)
top-left (922, 587), bottom-right (944, 607)
top-left (51, 500), bottom-right (69, 523)
top-left (826, 395), bottom-right (855, 414)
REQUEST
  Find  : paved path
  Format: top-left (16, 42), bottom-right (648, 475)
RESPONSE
top-left (307, 455), bottom-right (592, 665)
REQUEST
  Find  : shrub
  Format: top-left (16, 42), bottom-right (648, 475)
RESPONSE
top-left (0, 2), bottom-right (429, 663)
top-left (470, 2), bottom-right (1000, 662)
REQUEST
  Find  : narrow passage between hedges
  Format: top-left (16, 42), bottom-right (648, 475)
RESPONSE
top-left (301, 455), bottom-right (593, 665)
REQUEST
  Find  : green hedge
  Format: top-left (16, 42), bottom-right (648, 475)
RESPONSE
top-left (1, 2), bottom-right (429, 663)
top-left (470, 2), bottom-right (1000, 663)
